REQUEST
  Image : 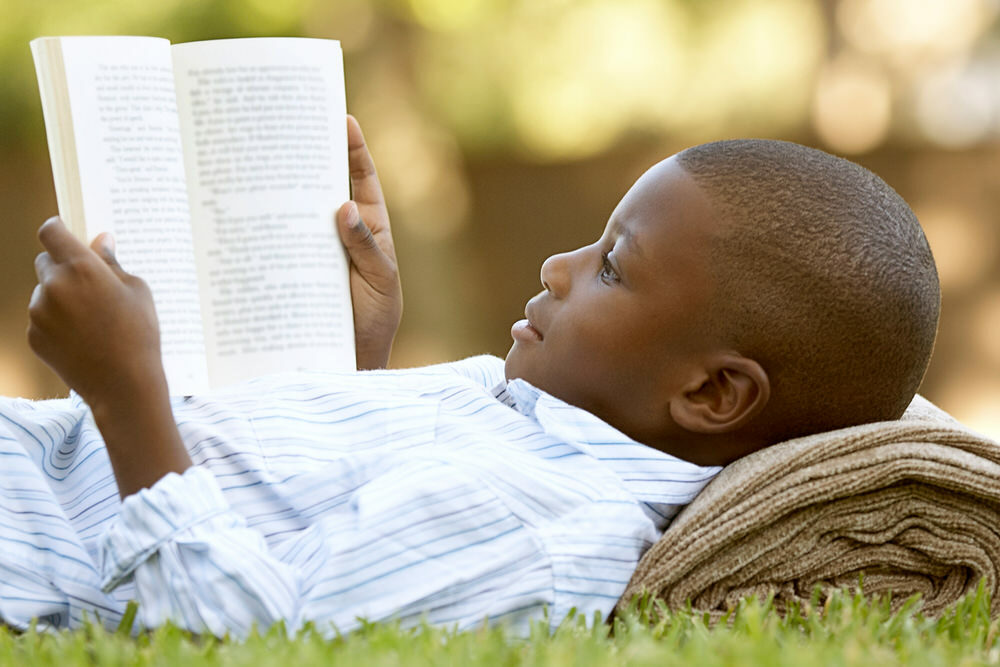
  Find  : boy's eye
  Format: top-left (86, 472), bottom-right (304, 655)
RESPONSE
top-left (600, 252), bottom-right (620, 284)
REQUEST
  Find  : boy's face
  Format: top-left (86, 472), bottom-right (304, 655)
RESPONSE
top-left (504, 156), bottom-right (721, 441)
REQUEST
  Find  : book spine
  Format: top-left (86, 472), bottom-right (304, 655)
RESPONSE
top-left (31, 38), bottom-right (88, 239)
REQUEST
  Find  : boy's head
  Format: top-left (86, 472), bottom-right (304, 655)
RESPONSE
top-left (505, 139), bottom-right (940, 466)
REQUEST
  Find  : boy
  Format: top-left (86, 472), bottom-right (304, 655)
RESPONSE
top-left (8, 118), bottom-right (938, 636)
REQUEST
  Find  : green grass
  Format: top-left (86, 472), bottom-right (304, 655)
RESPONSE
top-left (3, 587), bottom-right (999, 666)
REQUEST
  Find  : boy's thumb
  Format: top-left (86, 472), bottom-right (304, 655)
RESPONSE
top-left (340, 201), bottom-right (379, 253)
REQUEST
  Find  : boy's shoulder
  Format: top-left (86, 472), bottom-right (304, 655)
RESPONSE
top-left (391, 354), bottom-right (506, 389)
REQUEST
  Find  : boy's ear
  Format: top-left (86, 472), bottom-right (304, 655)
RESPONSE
top-left (668, 353), bottom-right (770, 434)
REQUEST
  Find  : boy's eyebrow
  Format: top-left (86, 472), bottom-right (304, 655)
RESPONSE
top-left (611, 220), bottom-right (642, 257)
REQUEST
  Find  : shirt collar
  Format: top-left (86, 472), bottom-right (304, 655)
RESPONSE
top-left (494, 379), bottom-right (722, 525)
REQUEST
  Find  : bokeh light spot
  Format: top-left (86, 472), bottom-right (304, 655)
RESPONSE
top-left (916, 64), bottom-right (995, 148)
top-left (811, 53), bottom-right (892, 154)
top-left (838, 0), bottom-right (996, 65)
top-left (408, 0), bottom-right (488, 31)
top-left (509, 0), bottom-right (688, 159)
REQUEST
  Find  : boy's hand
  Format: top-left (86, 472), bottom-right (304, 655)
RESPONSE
top-left (28, 217), bottom-right (166, 412)
top-left (336, 115), bottom-right (403, 370)
top-left (29, 217), bottom-right (190, 497)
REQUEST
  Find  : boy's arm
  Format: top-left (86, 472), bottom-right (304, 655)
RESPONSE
top-left (334, 115), bottom-right (403, 370)
top-left (28, 217), bottom-right (191, 498)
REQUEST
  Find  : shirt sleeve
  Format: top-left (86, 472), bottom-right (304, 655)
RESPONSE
top-left (99, 461), bottom-right (552, 637)
top-left (99, 467), bottom-right (302, 636)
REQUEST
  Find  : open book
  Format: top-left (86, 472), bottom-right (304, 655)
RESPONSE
top-left (31, 36), bottom-right (355, 395)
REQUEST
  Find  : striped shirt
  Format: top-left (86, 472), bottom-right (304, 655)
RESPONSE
top-left (0, 355), bottom-right (720, 636)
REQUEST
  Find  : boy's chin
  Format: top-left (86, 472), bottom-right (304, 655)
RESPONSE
top-left (503, 343), bottom-right (532, 383)
top-left (503, 346), bottom-right (552, 396)
top-left (503, 344), bottom-right (519, 382)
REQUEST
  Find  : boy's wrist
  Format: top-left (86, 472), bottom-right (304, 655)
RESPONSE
top-left (86, 360), bottom-right (171, 426)
top-left (87, 365), bottom-right (192, 498)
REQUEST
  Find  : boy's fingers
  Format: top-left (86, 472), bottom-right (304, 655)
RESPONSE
top-left (37, 217), bottom-right (87, 263)
top-left (346, 115), bottom-right (386, 208)
top-left (33, 251), bottom-right (54, 281)
top-left (90, 233), bottom-right (125, 274)
top-left (28, 283), bottom-right (43, 311)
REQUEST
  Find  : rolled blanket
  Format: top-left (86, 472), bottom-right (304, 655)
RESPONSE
top-left (618, 396), bottom-right (1000, 619)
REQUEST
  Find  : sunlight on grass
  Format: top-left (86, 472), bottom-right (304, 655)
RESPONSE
top-left (3, 587), bottom-right (1000, 666)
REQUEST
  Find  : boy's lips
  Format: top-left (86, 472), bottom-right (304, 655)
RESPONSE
top-left (511, 319), bottom-right (542, 342)
top-left (511, 306), bottom-right (544, 342)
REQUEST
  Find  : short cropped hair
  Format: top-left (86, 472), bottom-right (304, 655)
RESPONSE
top-left (677, 139), bottom-right (940, 442)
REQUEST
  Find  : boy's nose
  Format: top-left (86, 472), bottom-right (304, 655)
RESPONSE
top-left (540, 251), bottom-right (573, 297)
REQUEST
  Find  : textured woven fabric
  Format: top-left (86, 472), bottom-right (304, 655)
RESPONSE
top-left (617, 396), bottom-right (1000, 618)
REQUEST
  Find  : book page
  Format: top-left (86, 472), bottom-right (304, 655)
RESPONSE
top-left (172, 39), bottom-right (354, 387)
top-left (50, 37), bottom-right (209, 395)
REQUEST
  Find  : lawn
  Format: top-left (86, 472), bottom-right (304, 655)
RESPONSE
top-left (2, 587), bottom-right (997, 666)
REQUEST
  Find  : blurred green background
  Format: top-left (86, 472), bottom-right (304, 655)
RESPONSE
top-left (2, 0), bottom-right (998, 440)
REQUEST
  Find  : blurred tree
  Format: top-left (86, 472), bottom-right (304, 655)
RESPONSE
top-left (1, 0), bottom-right (998, 437)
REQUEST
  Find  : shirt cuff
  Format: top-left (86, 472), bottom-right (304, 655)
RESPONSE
top-left (99, 466), bottom-right (231, 592)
